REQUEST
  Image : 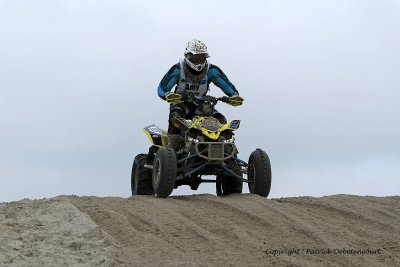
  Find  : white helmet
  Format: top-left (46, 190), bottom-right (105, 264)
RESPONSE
top-left (184, 39), bottom-right (210, 72)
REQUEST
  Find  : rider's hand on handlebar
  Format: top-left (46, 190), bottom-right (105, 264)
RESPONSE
top-left (219, 96), bottom-right (230, 103)
top-left (165, 92), bottom-right (184, 105)
top-left (228, 94), bottom-right (244, 106)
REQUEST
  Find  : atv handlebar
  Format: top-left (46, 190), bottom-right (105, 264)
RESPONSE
top-left (187, 95), bottom-right (229, 105)
top-left (180, 93), bottom-right (243, 108)
top-left (180, 94), bottom-right (241, 116)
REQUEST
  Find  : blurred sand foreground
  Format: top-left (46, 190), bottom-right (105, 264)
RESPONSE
top-left (1, 194), bottom-right (399, 266)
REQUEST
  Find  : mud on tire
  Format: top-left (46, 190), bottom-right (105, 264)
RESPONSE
top-left (131, 154), bottom-right (154, 195)
top-left (152, 147), bottom-right (177, 198)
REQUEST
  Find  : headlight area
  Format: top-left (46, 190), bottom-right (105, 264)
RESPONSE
top-left (221, 130), bottom-right (234, 141)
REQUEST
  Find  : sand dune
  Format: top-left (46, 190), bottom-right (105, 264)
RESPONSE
top-left (1, 194), bottom-right (399, 266)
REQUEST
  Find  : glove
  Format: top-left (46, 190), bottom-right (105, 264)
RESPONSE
top-left (165, 92), bottom-right (183, 105)
top-left (228, 95), bottom-right (244, 106)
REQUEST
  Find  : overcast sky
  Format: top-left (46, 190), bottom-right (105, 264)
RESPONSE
top-left (0, 0), bottom-right (399, 202)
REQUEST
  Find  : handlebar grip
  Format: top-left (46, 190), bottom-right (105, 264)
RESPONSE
top-left (219, 96), bottom-right (229, 103)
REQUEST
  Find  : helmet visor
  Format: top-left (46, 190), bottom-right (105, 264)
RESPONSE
top-left (186, 53), bottom-right (209, 64)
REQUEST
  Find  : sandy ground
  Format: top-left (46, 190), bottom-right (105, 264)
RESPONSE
top-left (0, 194), bottom-right (399, 266)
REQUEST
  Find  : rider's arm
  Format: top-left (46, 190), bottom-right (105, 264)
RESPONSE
top-left (157, 63), bottom-right (180, 100)
top-left (208, 65), bottom-right (239, 96)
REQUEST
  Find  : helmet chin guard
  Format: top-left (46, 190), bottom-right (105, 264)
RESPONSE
top-left (185, 58), bottom-right (207, 72)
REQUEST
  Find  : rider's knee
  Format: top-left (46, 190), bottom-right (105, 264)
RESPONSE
top-left (212, 113), bottom-right (227, 124)
top-left (169, 107), bottom-right (184, 119)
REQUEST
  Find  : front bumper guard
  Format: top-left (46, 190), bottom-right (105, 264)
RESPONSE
top-left (194, 142), bottom-right (236, 162)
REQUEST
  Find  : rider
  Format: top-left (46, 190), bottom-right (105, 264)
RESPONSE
top-left (157, 39), bottom-right (243, 150)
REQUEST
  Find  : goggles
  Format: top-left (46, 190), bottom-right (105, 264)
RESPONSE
top-left (185, 53), bottom-right (209, 64)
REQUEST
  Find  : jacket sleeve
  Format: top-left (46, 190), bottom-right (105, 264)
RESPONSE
top-left (157, 63), bottom-right (180, 99)
top-left (208, 65), bottom-right (239, 96)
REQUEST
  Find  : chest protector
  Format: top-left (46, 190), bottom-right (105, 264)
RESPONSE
top-left (175, 59), bottom-right (210, 97)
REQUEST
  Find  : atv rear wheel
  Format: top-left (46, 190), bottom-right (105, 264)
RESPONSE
top-left (131, 154), bottom-right (154, 195)
top-left (248, 149), bottom-right (271, 197)
top-left (217, 160), bottom-right (243, 196)
top-left (152, 147), bottom-right (177, 198)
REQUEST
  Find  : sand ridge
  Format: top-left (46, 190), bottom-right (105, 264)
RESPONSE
top-left (1, 194), bottom-right (399, 266)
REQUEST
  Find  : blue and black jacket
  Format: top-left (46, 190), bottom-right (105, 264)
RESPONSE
top-left (157, 63), bottom-right (239, 99)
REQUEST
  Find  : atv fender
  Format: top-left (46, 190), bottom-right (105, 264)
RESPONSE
top-left (143, 125), bottom-right (169, 147)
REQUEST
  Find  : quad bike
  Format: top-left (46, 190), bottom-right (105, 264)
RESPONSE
top-left (131, 94), bottom-right (271, 198)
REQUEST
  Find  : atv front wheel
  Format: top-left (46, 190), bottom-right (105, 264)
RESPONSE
top-left (152, 147), bottom-right (177, 198)
top-left (248, 149), bottom-right (271, 197)
top-left (131, 154), bottom-right (154, 195)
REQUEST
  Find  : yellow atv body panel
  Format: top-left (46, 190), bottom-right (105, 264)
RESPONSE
top-left (172, 116), bottom-right (240, 141)
top-left (143, 125), bottom-right (169, 147)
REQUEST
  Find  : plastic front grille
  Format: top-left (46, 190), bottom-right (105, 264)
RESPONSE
top-left (208, 143), bottom-right (224, 160)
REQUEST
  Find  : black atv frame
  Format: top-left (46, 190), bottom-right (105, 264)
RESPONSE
top-left (146, 143), bottom-right (249, 195)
